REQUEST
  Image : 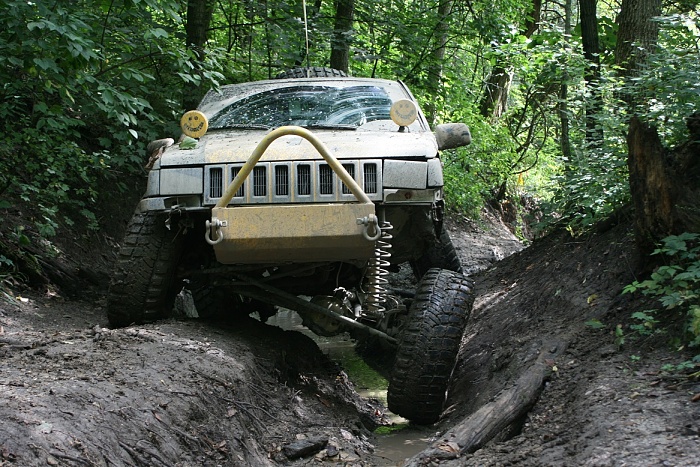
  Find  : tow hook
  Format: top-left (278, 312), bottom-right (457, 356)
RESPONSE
top-left (357, 214), bottom-right (382, 241)
top-left (205, 218), bottom-right (226, 245)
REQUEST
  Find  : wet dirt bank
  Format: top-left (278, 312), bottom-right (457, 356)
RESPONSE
top-left (0, 300), bottom-right (383, 466)
top-left (0, 207), bottom-right (522, 467)
top-left (2, 207), bottom-right (699, 466)
top-left (414, 216), bottom-right (700, 466)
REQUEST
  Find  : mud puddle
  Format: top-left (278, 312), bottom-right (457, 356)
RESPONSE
top-left (267, 309), bottom-right (432, 465)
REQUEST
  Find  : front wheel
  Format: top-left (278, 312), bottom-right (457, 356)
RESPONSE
top-left (106, 212), bottom-right (183, 327)
top-left (410, 229), bottom-right (463, 280)
top-left (387, 268), bottom-right (474, 424)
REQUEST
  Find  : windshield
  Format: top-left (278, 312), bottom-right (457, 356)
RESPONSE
top-left (208, 85), bottom-right (393, 130)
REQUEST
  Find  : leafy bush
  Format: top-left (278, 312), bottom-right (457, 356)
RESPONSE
top-left (0, 0), bottom-right (224, 236)
top-left (538, 67), bottom-right (632, 234)
top-left (543, 141), bottom-right (630, 232)
top-left (623, 233), bottom-right (700, 348)
top-left (442, 118), bottom-right (518, 216)
top-left (629, 14), bottom-right (700, 147)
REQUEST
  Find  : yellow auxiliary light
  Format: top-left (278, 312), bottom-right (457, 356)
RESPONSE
top-left (389, 99), bottom-right (417, 127)
top-left (180, 110), bottom-right (209, 138)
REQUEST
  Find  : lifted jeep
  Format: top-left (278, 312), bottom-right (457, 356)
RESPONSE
top-left (107, 67), bottom-right (474, 424)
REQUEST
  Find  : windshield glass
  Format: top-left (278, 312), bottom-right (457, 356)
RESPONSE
top-left (208, 85), bottom-right (393, 130)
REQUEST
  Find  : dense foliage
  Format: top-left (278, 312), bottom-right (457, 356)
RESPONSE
top-left (0, 0), bottom-right (698, 282)
top-left (624, 233), bottom-right (700, 358)
top-left (630, 234), bottom-right (700, 340)
top-left (0, 0), bottom-right (223, 232)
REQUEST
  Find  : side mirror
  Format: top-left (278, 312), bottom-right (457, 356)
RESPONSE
top-left (434, 123), bottom-right (472, 150)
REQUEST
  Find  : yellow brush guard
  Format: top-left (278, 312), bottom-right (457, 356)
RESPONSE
top-left (205, 126), bottom-right (378, 264)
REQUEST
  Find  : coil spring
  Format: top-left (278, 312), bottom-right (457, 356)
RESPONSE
top-left (365, 221), bottom-right (393, 316)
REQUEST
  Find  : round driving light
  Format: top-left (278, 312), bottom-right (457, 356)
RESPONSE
top-left (180, 110), bottom-right (209, 138)
top-left (390, 99), bottom-right (418, 127)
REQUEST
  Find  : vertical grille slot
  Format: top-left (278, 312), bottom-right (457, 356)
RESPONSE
top-left (341, 164), bottom-right (355, 195)
top-left (230, 167), bottom-right (245, 197)
top-left (209, 167), bottom-right (223, 198)
top-left (253, 166), bottom-right (267, 197)
top-left (297, 164), bottom-right (311, 195)
top-left (363, 163), bottom-right (378, 194)
top-left (319, 164), bottom-right (334, 195)
top-left (275, 165), bottom-right (289, 196)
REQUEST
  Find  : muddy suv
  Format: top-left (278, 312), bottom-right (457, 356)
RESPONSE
top-left (107, 68), bottom-right (474, 424)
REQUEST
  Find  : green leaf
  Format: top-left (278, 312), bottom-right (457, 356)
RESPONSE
top-left (662, 235), bottom-right (689, 254)
top-left (33, 58), bottom-right (58, 71)
top-left (179, 136), bottom-right (198, 149)
top-left (631, 311), bottom-right (655, 321)
top-left (101, 89), bottom-right (114, 105)
top-left (585, 319), bottom-right (605, 329)
top-left (150, 28), bottom-right (169, 38)
top-left (27, 21), bottom-right (45, 30)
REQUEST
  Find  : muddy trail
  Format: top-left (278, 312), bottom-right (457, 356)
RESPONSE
top-left (1, 207), bottom-right (699, 466)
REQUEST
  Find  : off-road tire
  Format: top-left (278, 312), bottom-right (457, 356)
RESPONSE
top-left (188, 285), bottom-right (231, 319)
top-left (106, 212), bottom-right (183, 327)
top-left (189, 284), bottom-right (278, 322)
top-left (387, 268), bottom-right (474, 424)
top-left (410, 229), bottom-right (463, 279)
top-left (275, 67), bottom-right (347, 79)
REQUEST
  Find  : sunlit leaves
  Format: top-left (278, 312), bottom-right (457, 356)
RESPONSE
top-left (627, 14), bottom-right (700, 146)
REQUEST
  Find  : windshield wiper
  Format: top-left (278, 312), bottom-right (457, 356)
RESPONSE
top-left (217, 124), bottom-right (271, 130)
top-left (302, 123), bottom-right (357, 130)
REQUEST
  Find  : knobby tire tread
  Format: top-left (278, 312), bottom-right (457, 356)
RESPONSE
top-left (411, 230), bottom-right (463, 279)
top-left (275, 67), bottom-right (347, 79)
top-left (106, 212), bottom-right (182, 327)
top-left (387, 268), bottom-right (474, 424)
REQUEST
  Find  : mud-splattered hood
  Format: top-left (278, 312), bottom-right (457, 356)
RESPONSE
top-left (159, 127), bottom-right (439, 167)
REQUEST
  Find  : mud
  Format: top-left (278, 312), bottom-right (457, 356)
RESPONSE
top-left (1, 206), bottom-right (699, 466)
top-left (0, 302), bottom-right (383, 466)
top-left (430, 214), bottom-right (700, 466)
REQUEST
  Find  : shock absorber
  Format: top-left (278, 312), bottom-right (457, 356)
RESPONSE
top-left (364, 217), bottom-right (393, 317)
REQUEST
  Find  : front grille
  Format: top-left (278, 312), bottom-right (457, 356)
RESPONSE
top-left (209, 167), bottom-right (223, 198)
top-left (253, 166), bottom-right (267, 197)
top-left (364, 163), bottom-right (378, 193)
top-left (319, 164), bottom-right (334, 195)
top-left (205, 159), bottom-right (382, 204)
top-left (275, 166), bottom-right (289, 196)
top-left (297, 164), bottom-right (311, 196)
top-left (231, 167), bottom-right (245, 197)
top-left (342, 164), bottom-right (355, 194)
top-left (341, 164), bottom-right (355, 195)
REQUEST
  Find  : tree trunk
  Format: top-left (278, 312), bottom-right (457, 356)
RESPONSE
top-left (627, 114), bottom-right (700, 255)
top-left (615, 0), bottom-right (661, 72)
top-left (424, 0), bottom-right (453, 124)
top-left (479, 66), bottom-right (513, 120)
top-left (627, 118), bottom-right (674, 254)
top-left (579, 0), bottom-right (603, 141)
top-left (615, 0), bottom-right (676, 255)
top-left (329, 0), bottom-right (355, 73)
top-left (615, 0), bottom-right (661, 108)
top-left (184, 0), bottom-right (216, 110)
top-left (558, 0), bottom-right (572, 161)
top-left (479, 0), bottom-right (541, 120)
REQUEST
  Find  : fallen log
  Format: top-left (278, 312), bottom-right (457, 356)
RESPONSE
top-left (406, 338), bottom-right (567, 466)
